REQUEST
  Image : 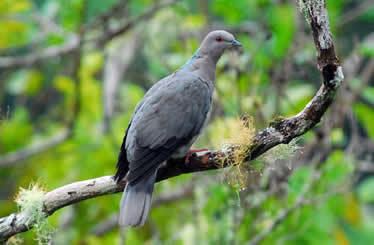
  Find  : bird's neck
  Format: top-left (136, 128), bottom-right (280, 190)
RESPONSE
top-left (181, 49), bottom-right (217, 82)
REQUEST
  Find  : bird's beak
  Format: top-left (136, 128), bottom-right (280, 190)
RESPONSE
top-left (231, 39), bottom-right (242, 47)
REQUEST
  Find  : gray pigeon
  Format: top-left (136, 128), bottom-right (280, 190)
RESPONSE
top-left (114, 30), bottom-right (241, 227)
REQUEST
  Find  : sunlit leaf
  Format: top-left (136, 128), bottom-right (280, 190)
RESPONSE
top-left (0, 20), bottom-right (30, 49)
top-left (357, 178), bottom-right (374, 203)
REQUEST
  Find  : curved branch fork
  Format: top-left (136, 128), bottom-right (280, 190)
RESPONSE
top-left (0, 0), bottom-right (344, 242)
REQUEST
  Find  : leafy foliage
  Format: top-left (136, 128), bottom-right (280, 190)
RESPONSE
top-left (0, 0), bottom-right (373, 244)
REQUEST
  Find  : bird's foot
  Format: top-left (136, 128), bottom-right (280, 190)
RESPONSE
top-left (184, 148), bottom-right (209, 164)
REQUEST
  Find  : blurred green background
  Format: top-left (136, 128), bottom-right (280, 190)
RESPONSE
top-left (0, 0), bottom-right (373, 244)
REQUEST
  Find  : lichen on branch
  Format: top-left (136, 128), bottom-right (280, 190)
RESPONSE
top-left (15, 184), bottom-right (53, 244)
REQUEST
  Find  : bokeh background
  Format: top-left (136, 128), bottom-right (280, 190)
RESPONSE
top-left (0, 0), bottom-right (373, 244)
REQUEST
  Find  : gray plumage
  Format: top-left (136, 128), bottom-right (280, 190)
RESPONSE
top-left (114, 30), bottom-right (241, 227)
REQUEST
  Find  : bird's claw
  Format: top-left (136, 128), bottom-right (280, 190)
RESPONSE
top-left (184, 148), bottom-right (209, 164)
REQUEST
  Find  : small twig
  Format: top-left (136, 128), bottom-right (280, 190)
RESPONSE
top-left (0, 36), bottom-right (79, 69)
top-left (82, 0), bottom-right (130, 31)
top-left (0, 1), bottom-right (177, 167)
top-left (0, 3), bottom-right (87, 168)
top-left (0, 130), bottom-right (70, 167)
top-left (247, 169), bottom-right (320, 245)
top-left (68, 2), bottom-right (86, 132)
top-left (359, 94), bottom-right (374, 108)
top-left (338, 0), bottom-right (374, 27)
top-left (102, 31), bottom-right (143, 133)
top-left (0, 0), bottom-right (178, 69)
top-left (90, 184), bottom-right (194, 236)
top-left (94, 0), bottom-right (178, 46)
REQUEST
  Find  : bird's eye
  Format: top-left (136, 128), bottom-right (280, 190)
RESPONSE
top-left (216, 36), bottom-right (223, 42)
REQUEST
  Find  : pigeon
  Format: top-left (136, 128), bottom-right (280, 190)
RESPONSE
top-left (114, 30), bottom-right (241, 227)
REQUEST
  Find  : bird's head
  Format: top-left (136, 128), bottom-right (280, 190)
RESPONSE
top-left (199, 30), bottom-right (241, 62)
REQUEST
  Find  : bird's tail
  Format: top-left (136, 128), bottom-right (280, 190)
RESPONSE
top-left (119, 172), bottom-right (157, 227)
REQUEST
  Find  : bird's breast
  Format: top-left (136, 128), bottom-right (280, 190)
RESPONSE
top-left (171, 98), bottom-right (213, 159)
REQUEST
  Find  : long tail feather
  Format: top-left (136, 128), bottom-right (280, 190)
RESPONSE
top-left (118, 172), bottom-right (157, 227)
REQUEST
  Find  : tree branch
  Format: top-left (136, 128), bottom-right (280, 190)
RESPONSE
top-left (90, 184), bottom-right (194, 236)
top-left (0, 4), bottom-right (87, 168)
top-left (337, 0), bottom-right (374, 27)
top-left (247, 173), bottom-right (347, 245)
top-left (0, 130), bottom-right (70, 167)
top-left (0, 36), bottom-right (79, 69)
top-left (248, 169), bottom-right (320, 245)
top-left (0, 0), bottom-right (178, 167)
top-left (94, 0), bottom-right (178, 46)
top-left (0, 0), bottom-right (177, 69)
top-left (0, 0), bottom-right (343, 241)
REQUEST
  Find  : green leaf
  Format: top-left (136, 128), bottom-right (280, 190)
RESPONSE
top-left (282, 82), bottom-right (314, 114)
top-left (6, 70), bottom-right (43, 96)
top-left (357, 178), bottom-right (374, 203)
top-left (0, 107), bottom-right (33, 152)
top-left (0, 20), bottom-right (30, 49)
top-left (341, 222), bottom-right (374, 245)
top-left (288, 166), bottom-right (313, 200)
top-left (0, 0), bottom-right (31, 14)
top-left (267, 4), bottom-right (295, 59)
top-left (321, 151), bottom-right (354, 185)
top-left (362, 86), bottom-right (374, 104)
top-left (360, 43), bottom-right (374, 58)
top-left (331, 128), bottom-right (344, 145)
top-left (211, 0), bottom-right (253, 24)
top-left (354, 103), bottom-right (374, 138)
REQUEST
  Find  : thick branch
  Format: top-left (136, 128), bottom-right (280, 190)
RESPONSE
top-left (0, 0), bottom-right (343, 241)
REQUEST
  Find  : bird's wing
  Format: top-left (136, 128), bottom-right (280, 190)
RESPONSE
top-left (114, 125), bottom-right (130, 182)
top-left (114, 98), bottom-right (146, 182)
top-left (114, 78), bottom-right (166, 182)
top-left (124, 73), bottom-right (212, 184)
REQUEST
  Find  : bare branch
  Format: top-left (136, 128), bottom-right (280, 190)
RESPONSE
top-left (0, 36), bottom-right (79, 69)
top-left (103, 31), bottom-right (143, 132)
top-left (0, 0), bottom-right (178, 69)
top-left (247, 141), bottom-right (338, 245)
top-left (247, 172), bottom-right (348, 245)
top-left (247, 170), bottom-right (320, 245)
top-left (94, 0), bottom-right (178, 45)
top-left (83, 0), bottom-right (130, 30)
top-left (90, 184), bottom-right (194, 236)
top-left (0, 5), bottom-right (86, 168)
top-left (338, 0), bottom-right (374, 27)
top-left (0, 0), bottom-right (179, 167)
top-left (0, 130), bottom-right (70, 167)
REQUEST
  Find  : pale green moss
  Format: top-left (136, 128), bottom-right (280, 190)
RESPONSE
top-left (297, 0), bottom-right (325, 23)
top-left (263, 139), bottom-right (301, 163)
top-left (214, 116), bottom-right (256, 191)
top-left (6, 236), bottom-right (23, 245)
top-left (15, 184), bottom-right (54, 245)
